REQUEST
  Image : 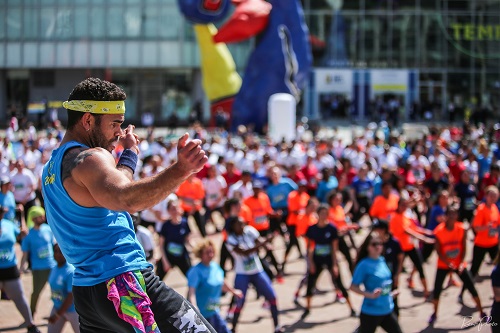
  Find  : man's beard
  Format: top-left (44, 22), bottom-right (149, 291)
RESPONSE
top-left (89, 126), bottom-right (116, 152)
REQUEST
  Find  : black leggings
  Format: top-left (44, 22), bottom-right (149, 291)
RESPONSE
top-left (461, 244), bottom-right (498, 296)
top-left (73, 267), bottom-right (216, 333)
top-left (305, 257), bottom-right (349, 299)
top-left (219, 241), bottom-right (234, 275)
top-left (258, 229), bottom-right (281, 276)
top-left (404, 248), bottom-right (425, 279)
top-left (156, 253), bottom-right (191, 281)
top-left (434, 268), bottom-right (478, 300)
top-left (338, 236), bottom-right (354, 273)
top-left (359, 312), bottom-right (402, 333)
top-left (184, 211), bottom-right (206, 237)
top-left (353, 197), bottom-right (372, 223)
top-left (284, 225), bottom-right (303, 259)
top-left (421, 242), bottom-right (435, 263)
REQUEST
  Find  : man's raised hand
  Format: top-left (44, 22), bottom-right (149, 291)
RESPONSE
top-left (176, 133), bottom-right (208, 175)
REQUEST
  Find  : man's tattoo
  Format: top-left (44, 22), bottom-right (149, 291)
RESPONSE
top-left (61, 148), bottom-right (93, 182)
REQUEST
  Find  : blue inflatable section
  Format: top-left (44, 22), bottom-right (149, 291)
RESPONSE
top-left (177, 0), bottom-right (231, 24)
top-left (231, 0), bottom-right (312, 132)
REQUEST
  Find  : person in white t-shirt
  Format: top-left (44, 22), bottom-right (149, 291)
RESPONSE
top-left (225, 217), bottom-right (283, 333)
top-left (203, 165), bottom-right (227, 233)
top-left (140, 193), bottom-right (178, 233)
top-left (227, 171), bottom-right (253, 200)
top-left (10, 160), bottom-right (38, 220)
top-left (132, 214), bottom-right (155, 263)
top-left (407, 146), bottom-right (430, 182)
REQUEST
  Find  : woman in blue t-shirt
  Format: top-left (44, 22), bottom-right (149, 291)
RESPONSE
top-left (187, 239), bottom-right (242, 333)
top-left (20, 206), bottom-right (56, 317)
top-left (48, 243), bottom-right (79, 333)
top-left (157, 200), bottom-right (192, 281)
top-left (0, 208), bottom-right (40, 333)
top-left (350, 231), bottom-right (402, 333)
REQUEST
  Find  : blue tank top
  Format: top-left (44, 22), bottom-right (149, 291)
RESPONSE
top-left (41, 141), bottom-right (151, 286)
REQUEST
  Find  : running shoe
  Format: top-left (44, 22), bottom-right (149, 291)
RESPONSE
top-left (336, 292), bottom-right (347, 304)
top-left (27, 325), bottom-right (41, 333)
top-left (447, 278), bottom-right (461, 287)
top-left (274, 325), bottom-right (285, 333)
top-left (350, 309), bottom-right (358, 318)
top-left (457, 295), bottom-right (464, 304)
top-left (428, 313), bottom-right (437, 324)
top-left (301, 309), bottom-right (310, 319)
top-left (276, 275), bottom-right (285, 284)
top-left (262, 300), bottom-right (271, 310)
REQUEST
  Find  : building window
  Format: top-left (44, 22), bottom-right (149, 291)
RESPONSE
top-left (33, 70), bottom-right (55, 87)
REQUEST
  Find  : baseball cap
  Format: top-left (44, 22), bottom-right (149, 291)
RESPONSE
top-left (0, 176), bottom-right (10, 186)
top-left (298, 179), bottom-right (308, 187)
top-left (252, 180), bottom-right (264, 189)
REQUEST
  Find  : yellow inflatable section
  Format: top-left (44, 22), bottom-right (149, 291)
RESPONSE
top-left (194, 24), bottom-right (242, 101)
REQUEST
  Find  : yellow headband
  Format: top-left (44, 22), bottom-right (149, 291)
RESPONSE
top-left (62, 100), bottom-right (125, 114)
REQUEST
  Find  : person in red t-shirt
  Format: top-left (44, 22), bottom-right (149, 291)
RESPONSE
top-left (429, 206), bottom-right (485, 324)
top-left (478, 163), bottom-right (499, 200)
top-left (222, 161), bottom-right (242, 188)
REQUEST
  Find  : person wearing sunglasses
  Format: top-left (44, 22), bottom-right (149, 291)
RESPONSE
top-left (350, 231), bottom-right (402, 333)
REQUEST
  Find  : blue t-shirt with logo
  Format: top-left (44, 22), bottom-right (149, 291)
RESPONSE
top-left (21, 224), bottom-right (56, 270)
top-left (427, 205), bottom-right (446, 233)
top-left (351, 177), bottom-right (373, 198)
top-left (159, 218), bottom-right (190, 257)
top-left (0, 219), bottom-right (19, 269)
top-left (266, 178), bottom-right (297, 210)
top-left (48, 262), bottom-right (76, 312)
top-left (0, 192), bottom-right (16, 222)
top-left (352, 256), bottom-right (394, 316)
top-left (187, 261), bottom-right (225, 318)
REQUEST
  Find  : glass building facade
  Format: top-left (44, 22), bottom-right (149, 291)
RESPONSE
top-left (303, 0), bottom-right (500, 120)
top-left (0, 0), bottom-right (499, 124)
top-left (0, 0), bottom-right (251, 125)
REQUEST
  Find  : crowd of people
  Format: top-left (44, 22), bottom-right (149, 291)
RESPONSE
top-left (1, 110), bottom-right (500, 333)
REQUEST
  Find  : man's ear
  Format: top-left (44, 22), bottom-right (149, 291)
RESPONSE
top-left (81, 113), bottom-right (93, 132)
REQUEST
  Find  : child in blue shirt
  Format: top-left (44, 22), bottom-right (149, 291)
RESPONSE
top-left (48, 243), bottom-right (79, 333)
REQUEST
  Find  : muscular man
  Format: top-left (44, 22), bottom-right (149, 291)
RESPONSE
top-left (41, 78), bottom-right (215, 333)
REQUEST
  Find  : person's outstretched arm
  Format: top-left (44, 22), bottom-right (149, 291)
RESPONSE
top-left (67, 132), bottom-right (207, 213)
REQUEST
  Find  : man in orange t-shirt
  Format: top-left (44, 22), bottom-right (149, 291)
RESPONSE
top-left (459, 186), bottom-right (500, 300)
top-left (389, 198), bottom-right (434, 298)
top-left (176, 174), bottom-right (206, 237)
top-left (369, 182), bottom-right (399, 222)
top-left (284, 181), bottom-right (310, 261)
top-left (430, 206), bottom-right (484, 324)
top-left (243, 181), bottom-right (282, 280)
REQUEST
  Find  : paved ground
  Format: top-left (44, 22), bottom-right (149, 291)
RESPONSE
top-left (0, 217), bottom-right (497, 333)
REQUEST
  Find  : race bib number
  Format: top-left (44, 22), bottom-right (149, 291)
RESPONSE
top-left (464, 197), bottom-right (475, 210)
top-left (255, 216), bottom-right (268, 225)
top-left (243, 257), bottom-right (258, 271)
top-left (51, 291), bottom-right (64, 302)
top-left (205, 298), bottom-right (220, 312)
top-left (167, 243), bottom-right (184, 257)
top-left (314, 244), bottom-right (331, 256)
top-left (209, 193), bottom-right (218, 200)
top-left (488, 226), bottom-right (498, 238)
top-left (0, 249), bottom-right (10, 261)
top-left (37, 246), bottom-right (51, 259)
top-left (445, 248), bottom-right (459, 259)
top-left (381, 280), bottom-right (392, 296)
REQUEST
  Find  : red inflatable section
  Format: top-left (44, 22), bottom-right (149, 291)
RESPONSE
top-left (213, 0), bottom-right (272, 44)
top-left (209, 96), bottom-right (235, 128)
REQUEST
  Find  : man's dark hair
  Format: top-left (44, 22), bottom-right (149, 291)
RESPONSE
top-left (66, 77), bottom-right (126, 130)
